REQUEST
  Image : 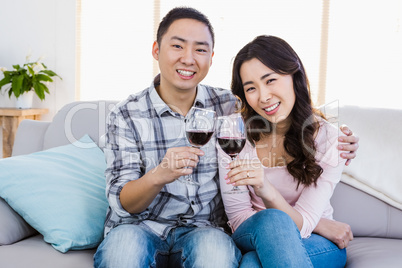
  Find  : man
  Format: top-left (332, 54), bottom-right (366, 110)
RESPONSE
top-left (94, 7), bottom-right (358, 268)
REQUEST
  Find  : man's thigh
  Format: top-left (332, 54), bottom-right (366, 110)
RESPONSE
top-left (169, 226), bottom-right (241, 268)
top-left (94, 224), bottom-right (169, 268)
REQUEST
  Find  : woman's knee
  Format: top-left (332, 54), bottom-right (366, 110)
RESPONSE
top-left (245, 209), bottom-right (296, 231)
top-left (240, 251), bottom-right (262, 268)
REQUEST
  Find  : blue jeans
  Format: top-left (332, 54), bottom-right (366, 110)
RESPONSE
top-left (94, 224), bottom-right (241, 268)
top-left (232, 209), bottom-right (346, 268)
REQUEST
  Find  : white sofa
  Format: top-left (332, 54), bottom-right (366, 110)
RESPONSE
top-left (0, 101), bottom-right (401, 267)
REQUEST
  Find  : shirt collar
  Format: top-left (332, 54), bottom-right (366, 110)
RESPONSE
top-left (149, 74), bottom-right (207, 116)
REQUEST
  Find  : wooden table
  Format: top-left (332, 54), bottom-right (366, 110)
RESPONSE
top-left (0, 108), bottom-right (49, 158)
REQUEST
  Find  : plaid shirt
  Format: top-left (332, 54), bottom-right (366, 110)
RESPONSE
top-left (102, 75), bottom-right (236, 239)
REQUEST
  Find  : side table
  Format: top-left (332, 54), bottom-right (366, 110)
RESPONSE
top-left (0, 108), bottom-right (49, 158)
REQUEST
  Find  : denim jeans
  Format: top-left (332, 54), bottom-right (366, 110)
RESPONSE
top-left (232, 209), bottom-right (347, 268)
top-left (94, 224), bottom-right (241, 268)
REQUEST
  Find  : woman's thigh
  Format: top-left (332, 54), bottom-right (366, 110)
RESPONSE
top-left (232, 209), bottom-right (312, 268)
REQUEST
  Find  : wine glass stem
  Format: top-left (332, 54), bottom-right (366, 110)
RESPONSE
top-left (230, 156), bottom-right (242, 191)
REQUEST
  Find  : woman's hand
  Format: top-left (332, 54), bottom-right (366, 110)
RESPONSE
top-left (314, 218), bottom-right (354, 249)
top-left (225, 159), bottom-right (268, 198)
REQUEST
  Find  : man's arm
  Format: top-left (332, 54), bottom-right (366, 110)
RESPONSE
top-left (119, 147), bottom-right (204, 214)
top-left (338, 125), bottom-right (359, 166)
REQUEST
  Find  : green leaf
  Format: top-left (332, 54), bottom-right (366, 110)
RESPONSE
top-left (35, 74), bottom-right (53, 82)
top-left (12, 64), bottom-right (21, 70)
top-left (11, 74), bottom-right (24, 98)
top-left (33, 82), bottom-right (46, 100)
top-left (0, 76), bottom-right (11, 88)
top-left (41, 70), bottom-right (60, 78)
top-left (27, 65), bottom-right (35, 76)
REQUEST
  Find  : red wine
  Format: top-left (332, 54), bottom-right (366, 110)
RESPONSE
top-left (186, 131), bottom-right (214, 147)
top-left (218, 137), bottom-right (246, 158)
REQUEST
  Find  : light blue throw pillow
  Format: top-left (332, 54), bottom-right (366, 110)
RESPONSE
top-left (0, 135), bottom-right (108, 253)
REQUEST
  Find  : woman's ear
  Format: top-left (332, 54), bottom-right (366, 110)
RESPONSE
top-left (152, 41), bottom-right (159, 60)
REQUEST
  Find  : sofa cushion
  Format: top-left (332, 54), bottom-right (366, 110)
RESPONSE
top-left (346, 237), bottom-right (402, 267)
top-left (0, 197), bottom-right (37, 245)
top-left (0, 234), bottom-right (95, 268)
top-left (0, 135), bottom-right (108, 253)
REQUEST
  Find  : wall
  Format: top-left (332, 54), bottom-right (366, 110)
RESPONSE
top-left (0, 0), bottom-right (76, 120)
top-left (0, 0), bottom-right (76, 157)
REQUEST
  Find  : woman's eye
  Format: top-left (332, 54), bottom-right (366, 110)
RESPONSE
top-left (245, 87), bottom-right (255, 92)
top-left (266, 79), bottom-right (276, 84)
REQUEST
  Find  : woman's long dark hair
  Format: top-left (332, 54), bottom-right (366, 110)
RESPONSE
top-left (231, 35), bottom-right (323, 188)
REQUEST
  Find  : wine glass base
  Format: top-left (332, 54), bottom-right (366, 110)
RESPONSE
top-left (223, 187), bottom-right (248, 194)
top-left (178, 177), bottom-right (201, 186)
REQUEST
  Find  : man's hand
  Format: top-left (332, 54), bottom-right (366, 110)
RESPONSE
top-left (314, 218), bottom-right (354, 249)
top-left (156, 146), bottom-right (205, 184)
top-left (120, 146), bottom-right (204, 214)
top-left (338, 124), bottom-right (359, 166)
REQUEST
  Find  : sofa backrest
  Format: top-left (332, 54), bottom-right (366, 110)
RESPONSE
top-left (331, 105), bottom-right (402, 239)
top-left (42, 101), bottom-right (118, 150)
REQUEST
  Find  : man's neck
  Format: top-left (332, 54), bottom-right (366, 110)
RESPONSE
top-left (155, 84), bottom-right (197, 116)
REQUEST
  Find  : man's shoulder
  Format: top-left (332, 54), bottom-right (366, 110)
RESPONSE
top-left (200, 84), bottom-right (236, 104)
top-left (112, 88), bottom-right (151, 112)
top-left (201, 84), bottom-right (232, 96)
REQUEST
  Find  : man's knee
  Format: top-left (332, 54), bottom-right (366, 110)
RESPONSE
top-left (185, 228), bottom-right (240, 267)
top-left (94, 225), bottom-right (162, 268)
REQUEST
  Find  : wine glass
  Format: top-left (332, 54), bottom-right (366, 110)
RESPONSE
top-left (217, 113), bottom-right (248, 194)
top-left (179, 107), bottom-right (216, 185)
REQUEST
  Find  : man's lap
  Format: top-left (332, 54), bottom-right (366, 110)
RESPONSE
top-left (94, 224), bottom-right (241, 268)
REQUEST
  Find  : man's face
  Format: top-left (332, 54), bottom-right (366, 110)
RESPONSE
top-left (153, 18), bottom-right (214, 93)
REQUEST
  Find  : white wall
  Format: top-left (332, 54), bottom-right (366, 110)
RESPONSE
top-left (0, 0), bottom-right (76, 121)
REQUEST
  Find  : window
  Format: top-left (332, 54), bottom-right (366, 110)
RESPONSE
top-left (78, 0), bottom-right (154, 101)
top-left (326, 0), bottom-right (402, 109)
top-left (78, 0), bottom-right (402, 110)
top-left (78, 0), bottom-right (323, 104)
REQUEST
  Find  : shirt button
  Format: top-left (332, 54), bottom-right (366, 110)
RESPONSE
top-left (191, 201), bottom-right (195, 205)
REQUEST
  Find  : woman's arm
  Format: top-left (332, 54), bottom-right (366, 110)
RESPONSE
top-left (314, 218), bottom-right (354, 249)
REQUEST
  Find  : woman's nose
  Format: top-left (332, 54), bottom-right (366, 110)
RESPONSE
top-left (260, 90), bottom-right (272, 103)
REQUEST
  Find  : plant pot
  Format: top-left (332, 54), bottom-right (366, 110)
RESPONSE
top-left (15, 91), bottom-right (34, 109)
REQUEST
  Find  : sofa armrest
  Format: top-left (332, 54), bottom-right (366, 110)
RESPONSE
top-left (331, 180), bottom-right (402, 239)
top-left (12, 120), bottom-right (51, 156)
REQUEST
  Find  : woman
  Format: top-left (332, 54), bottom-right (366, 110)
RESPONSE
top-left (219, 35), bottom-right (353, 267)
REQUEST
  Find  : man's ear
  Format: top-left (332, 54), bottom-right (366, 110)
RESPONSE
top-left (152, 41), bottom-right (159, 60)
top-left (210, 51), bottom-right (214, 66)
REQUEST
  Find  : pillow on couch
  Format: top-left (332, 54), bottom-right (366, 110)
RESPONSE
top-left (0, 197), bottom-right (37, 245)
top-left (0, 135), bottom-right (108, 253)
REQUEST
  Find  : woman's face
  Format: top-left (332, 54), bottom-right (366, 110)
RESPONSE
top-left (240, 58), bottom-right (296, 127)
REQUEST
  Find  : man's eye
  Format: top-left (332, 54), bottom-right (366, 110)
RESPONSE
top-left (173, 45), bottom-right (182, 49)
top-left (197, 49), bottom-right (207, 53)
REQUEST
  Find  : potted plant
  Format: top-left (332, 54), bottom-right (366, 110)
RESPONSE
top-left (0, 58), bottom-right (61, 108)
